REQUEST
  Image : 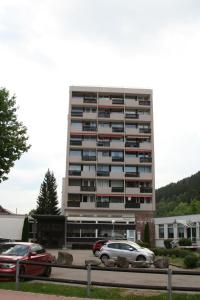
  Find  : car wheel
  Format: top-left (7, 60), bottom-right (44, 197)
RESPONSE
top-left (100, 254), bottom-right (109, 263)
top-left (94, 249), bottom-right (100, 257)
top-left (136, 255), bottom-right (146, 262)
top-left (43, 265), bottom-right (52, 277)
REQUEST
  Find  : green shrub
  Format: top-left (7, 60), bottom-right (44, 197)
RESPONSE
top-left (179, 238), bottom-right (192, 246)
top-left (152, 247), bottom-right (191, 258)
top-left (184, 254), bottom-right (199, 268)
top-left (164, 239), bottom-right (173, 249)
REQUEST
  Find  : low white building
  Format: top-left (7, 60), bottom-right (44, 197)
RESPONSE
top-left (155, 214), bottom-right (200, 247)
top-left (0, 214), bottom-right (25, 241)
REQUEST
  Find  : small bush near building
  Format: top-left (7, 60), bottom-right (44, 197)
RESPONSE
top-left (179, 238), bottom-right (192, 246)
top-left (184, 254), bottom-right (199, 268)
top-left (164, 239), bottom-right (173, 249)
top-left (152, 248), bottom-right (191, 258)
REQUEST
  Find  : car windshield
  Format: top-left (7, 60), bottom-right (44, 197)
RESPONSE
top-left (0, 244), bottom-right (29, 256)
top-left (128, 242), bottom-right (142, 250)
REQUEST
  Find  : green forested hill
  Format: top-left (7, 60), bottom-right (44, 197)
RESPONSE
top-left (156, 171), bottom-right (200, 217)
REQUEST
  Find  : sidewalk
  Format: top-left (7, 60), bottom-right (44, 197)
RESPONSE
top-left (0, 289), bottom-right (93, 300)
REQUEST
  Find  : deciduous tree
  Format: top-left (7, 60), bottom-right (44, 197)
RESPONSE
top-left (0, 88), bottom-right (31, 182)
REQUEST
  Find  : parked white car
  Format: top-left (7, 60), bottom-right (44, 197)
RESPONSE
top-left (99, 240), bottom-right (154, 263)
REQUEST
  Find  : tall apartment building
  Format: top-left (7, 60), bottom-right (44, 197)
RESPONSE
top-left (62, 86), bottom-right (155, 244)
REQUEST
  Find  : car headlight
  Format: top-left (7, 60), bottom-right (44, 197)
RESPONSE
top-left (1, 263), bottom-right (16, 269)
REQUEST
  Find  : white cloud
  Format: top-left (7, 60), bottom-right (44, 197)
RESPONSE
top-left (0, 0), bottom-right (200, 213)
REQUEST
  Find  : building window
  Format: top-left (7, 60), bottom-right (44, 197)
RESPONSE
top-left (177, 224), bottom-right (184, 238)
top-left (167, 224), bottom-right (174, 239)
top-left (69, 150), bottom-right (81, 157)
top-left (158, 224), bottom-right (164, 239)
top-left (111, 165), bottom-right (123, 173)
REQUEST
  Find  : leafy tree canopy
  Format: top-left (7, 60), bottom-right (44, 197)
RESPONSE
top-left (35, 169), bottom-right (60, 215)
top-left (156, 171), bottom-right (200, 217)
top-left (0, 87), bottom-right (31, 182)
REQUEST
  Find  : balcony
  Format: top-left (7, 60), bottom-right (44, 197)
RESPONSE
top-left (111, 187), bottom-right (124, 192)
top-left (125, 113), bottom-right (138, 119)
top-left (110, 172), bottom-right (124, 179)
top-left (81, 186), bottom-right (96, 191)
top-left (110, 113), bottom-right (124, 120)
top-left (140, 186), bottom-right (152, 193)
top-left (98, 98), bottom-right (112, 106)
top-left (112, 127), bottom-right (124, 133)
top-left (110, 141), bottom-right (124, 149)
top-left (112, 156), bottom-right (124, 162)
top-left (97, 171), bottom-right (110, 177)
top-left (98, 156), bottom-right (112, 164)
top-left (82, 140), bottom-right (96, 148)
top-left (69, 170), bottom-right (81, 176)
top-left (70, 140), bottom-right (82, 146)
top-left (125, 128), bottom-right (139, 135)
top-left (67, 201), bottom-right (80, 207)
top-left (125, 99), bottom-right (138, 107)
top-left (98, 112), bottom-right (110, 118)
top-left (83, 126), bottom-right (97, 132)
top-left (83, 96), bottom-right (97, 103)
top-left (68, 186), bottom-right (80, 193)
top-left (139, 142), bottom-right (151, 150)
top-left (81, 171), bottom-right (96, 177)
top-left (138, 114), bottom-right (151, 122)
top-left (125, 142), bottom-right (140, 148)
top-left (83, 112), bottom-right (97, 120)
top-left (125, 202), bottom-right (140, 209)
top-left (71, 111), bottom-right (83, 117)
top-left (112, 98), bottom-right (124, 105)
top-left (69, 156), bottom-right (82, 163)
top-left (125, 187), bottom-right (140, 194)
top-left (97, 141), bottom-right (110, 147)
top-left (96, 202), bottom-right (109, 208)
top-left (125, 172), bottom-right (139, 177)
top-left (140, 157), bottom-right (152, 163)
top-left (139, 128), bottom-right (151, 134)
top-left (96, 187), bottom-right (111, 193)
top-left (98, 127), bottom-right (112, 134)
top-left (139, 100), bottom-right (150, 106)
top-left (125, 157), bottom-right (140, 164)
top-left (82, 155), bottom-right (96, 161)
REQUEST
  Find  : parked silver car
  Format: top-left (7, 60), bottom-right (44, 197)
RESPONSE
top-left (99, 240), bottom-right (154, 263)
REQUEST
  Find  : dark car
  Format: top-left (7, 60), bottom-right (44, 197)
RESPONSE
top-left (0, 242), bottom-right (54, 281)
top-left (92, 240), bottom-right (108, 257)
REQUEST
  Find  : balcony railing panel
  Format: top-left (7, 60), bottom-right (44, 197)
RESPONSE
top-left (111, 187), bottom-right (124, 192)
top-left (69, 170), bottom-right (81, 176)
top-left (96, 202), bottom-right (109, 208)
top-left (140, 187), bottom-right (152, 193)
top-left (68, 201), bottom-right (80, 207)
top-left (81, 186), bottom-right (96, 191)
top-left (125, 202), bottom-right (140, 208)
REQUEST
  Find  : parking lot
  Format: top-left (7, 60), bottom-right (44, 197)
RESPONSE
top-left (49, 249), bottom-right (200, 290)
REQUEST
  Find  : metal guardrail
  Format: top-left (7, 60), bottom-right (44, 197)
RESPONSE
top-left (1, 259), bottom-right (200, 299)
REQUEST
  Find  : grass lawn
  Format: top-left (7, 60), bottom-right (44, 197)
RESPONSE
top-left (1, 282), bottom-right (200, 300)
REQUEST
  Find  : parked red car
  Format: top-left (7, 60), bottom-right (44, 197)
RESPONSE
top-left (92, 240), bottom-right (108, 257)
top-left (0, 242), bottom-right (54, 281)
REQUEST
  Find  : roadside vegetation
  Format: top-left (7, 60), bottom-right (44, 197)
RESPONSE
top-left (1, 282), bottom-right (200, 300)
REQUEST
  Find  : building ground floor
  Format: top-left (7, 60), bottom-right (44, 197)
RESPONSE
top-left (155, 214), bottom-right (200, 247)
top-left (32, 211), bottom-right (154, 248)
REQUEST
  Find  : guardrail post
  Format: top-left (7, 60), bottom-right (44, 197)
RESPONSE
top-left (86, 263), bottom-right (91, 298)
top-left (167, 268), bottom-right (172, 300)
top-left (15, 259), bottom-right (20, 290)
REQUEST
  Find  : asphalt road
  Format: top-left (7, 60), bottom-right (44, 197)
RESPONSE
top-left (48, 249), bottom-right (200, 291)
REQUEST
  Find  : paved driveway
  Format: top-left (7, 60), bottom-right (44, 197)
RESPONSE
top-left (49, 249), bottom-right (200, 291)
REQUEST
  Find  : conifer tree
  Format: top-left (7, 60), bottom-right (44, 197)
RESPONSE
top-left (35, 169), bottom-right (60, 215)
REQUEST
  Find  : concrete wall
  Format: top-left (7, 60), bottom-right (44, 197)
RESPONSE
top-left (0, 215), bottom-right (25, 240)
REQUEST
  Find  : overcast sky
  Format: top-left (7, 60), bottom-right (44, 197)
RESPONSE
top-left (1, 0), bottom-right (200, 214)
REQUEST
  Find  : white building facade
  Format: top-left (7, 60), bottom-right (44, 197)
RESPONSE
top-left (155, 214), bottom-right (200, 247)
